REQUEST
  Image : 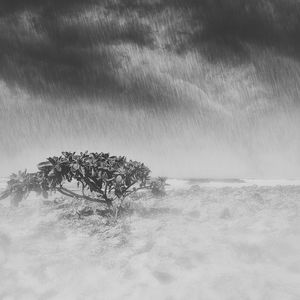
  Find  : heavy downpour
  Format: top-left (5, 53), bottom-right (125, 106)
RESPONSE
top-left (0, 1), bottom-right (300, 299)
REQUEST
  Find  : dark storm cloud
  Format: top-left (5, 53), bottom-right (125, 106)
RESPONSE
top-left (1, 0), bottom-right (300, 103)
top-left (184, 0), bottom-right (300, 62)
top-left (0, 0), bottom-right (154, 101)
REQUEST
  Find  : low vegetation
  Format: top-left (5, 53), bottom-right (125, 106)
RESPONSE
top-left (0, 151), bottom-right (166, 215)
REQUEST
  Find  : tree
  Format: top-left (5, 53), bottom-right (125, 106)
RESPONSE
top-left (0, 151), bottom-right (166, 208)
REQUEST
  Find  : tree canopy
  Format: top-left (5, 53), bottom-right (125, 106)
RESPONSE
top-left (0, 151), bottom-right (166, 207)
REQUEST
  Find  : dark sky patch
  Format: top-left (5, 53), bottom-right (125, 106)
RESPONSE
top-left (174, 0), bottom-right (300, 62)
top-left (0, 2), bottom-right (156, 102)
top-left (1, 0), bottom-right (300, 105)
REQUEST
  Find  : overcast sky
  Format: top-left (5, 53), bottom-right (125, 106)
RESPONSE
top-left (1, 0), bottom-right (300, 105)
top-left (1, 0), bottom-right (300, 177)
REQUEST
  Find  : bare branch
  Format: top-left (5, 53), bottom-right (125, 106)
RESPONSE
top-left (0, 190), bottom-right (11, 201)
top-left (58, 187), bottom-right (107, 204)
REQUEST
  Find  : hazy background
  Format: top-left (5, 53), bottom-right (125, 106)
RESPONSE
top-left (1, 0), bottom-right (300, 178)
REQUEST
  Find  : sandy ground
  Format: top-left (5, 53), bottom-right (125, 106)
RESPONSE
top-left (0, 179), bottom-right (300, 300)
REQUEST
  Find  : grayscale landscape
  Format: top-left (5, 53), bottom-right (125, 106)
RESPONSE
top-left (0, 1), bottom-right (300, 299)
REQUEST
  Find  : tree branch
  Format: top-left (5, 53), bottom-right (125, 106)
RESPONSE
top-left (0, 190), bottom-right (11, 201)
top-left (79, 180), bottom-right (86, 196)
top-left (124, 185), bottom-right (152, 197)
top-left (57, 187), bottom-right (108, 204)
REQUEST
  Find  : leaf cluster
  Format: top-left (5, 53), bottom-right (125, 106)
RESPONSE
top-left (0, 170), bottom-right (46, 206)
top-left (0, 152), bottom-right (165, 207)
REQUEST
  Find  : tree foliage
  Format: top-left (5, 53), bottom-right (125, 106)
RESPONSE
top-left (0, 151), bottom-right (166, 207)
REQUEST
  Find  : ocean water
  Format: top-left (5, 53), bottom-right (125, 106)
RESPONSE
top-left (0, 179), bottom-right (300, 300)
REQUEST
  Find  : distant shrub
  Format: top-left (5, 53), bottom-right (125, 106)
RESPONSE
top-left (0, 152), bottom-right (166, 210)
